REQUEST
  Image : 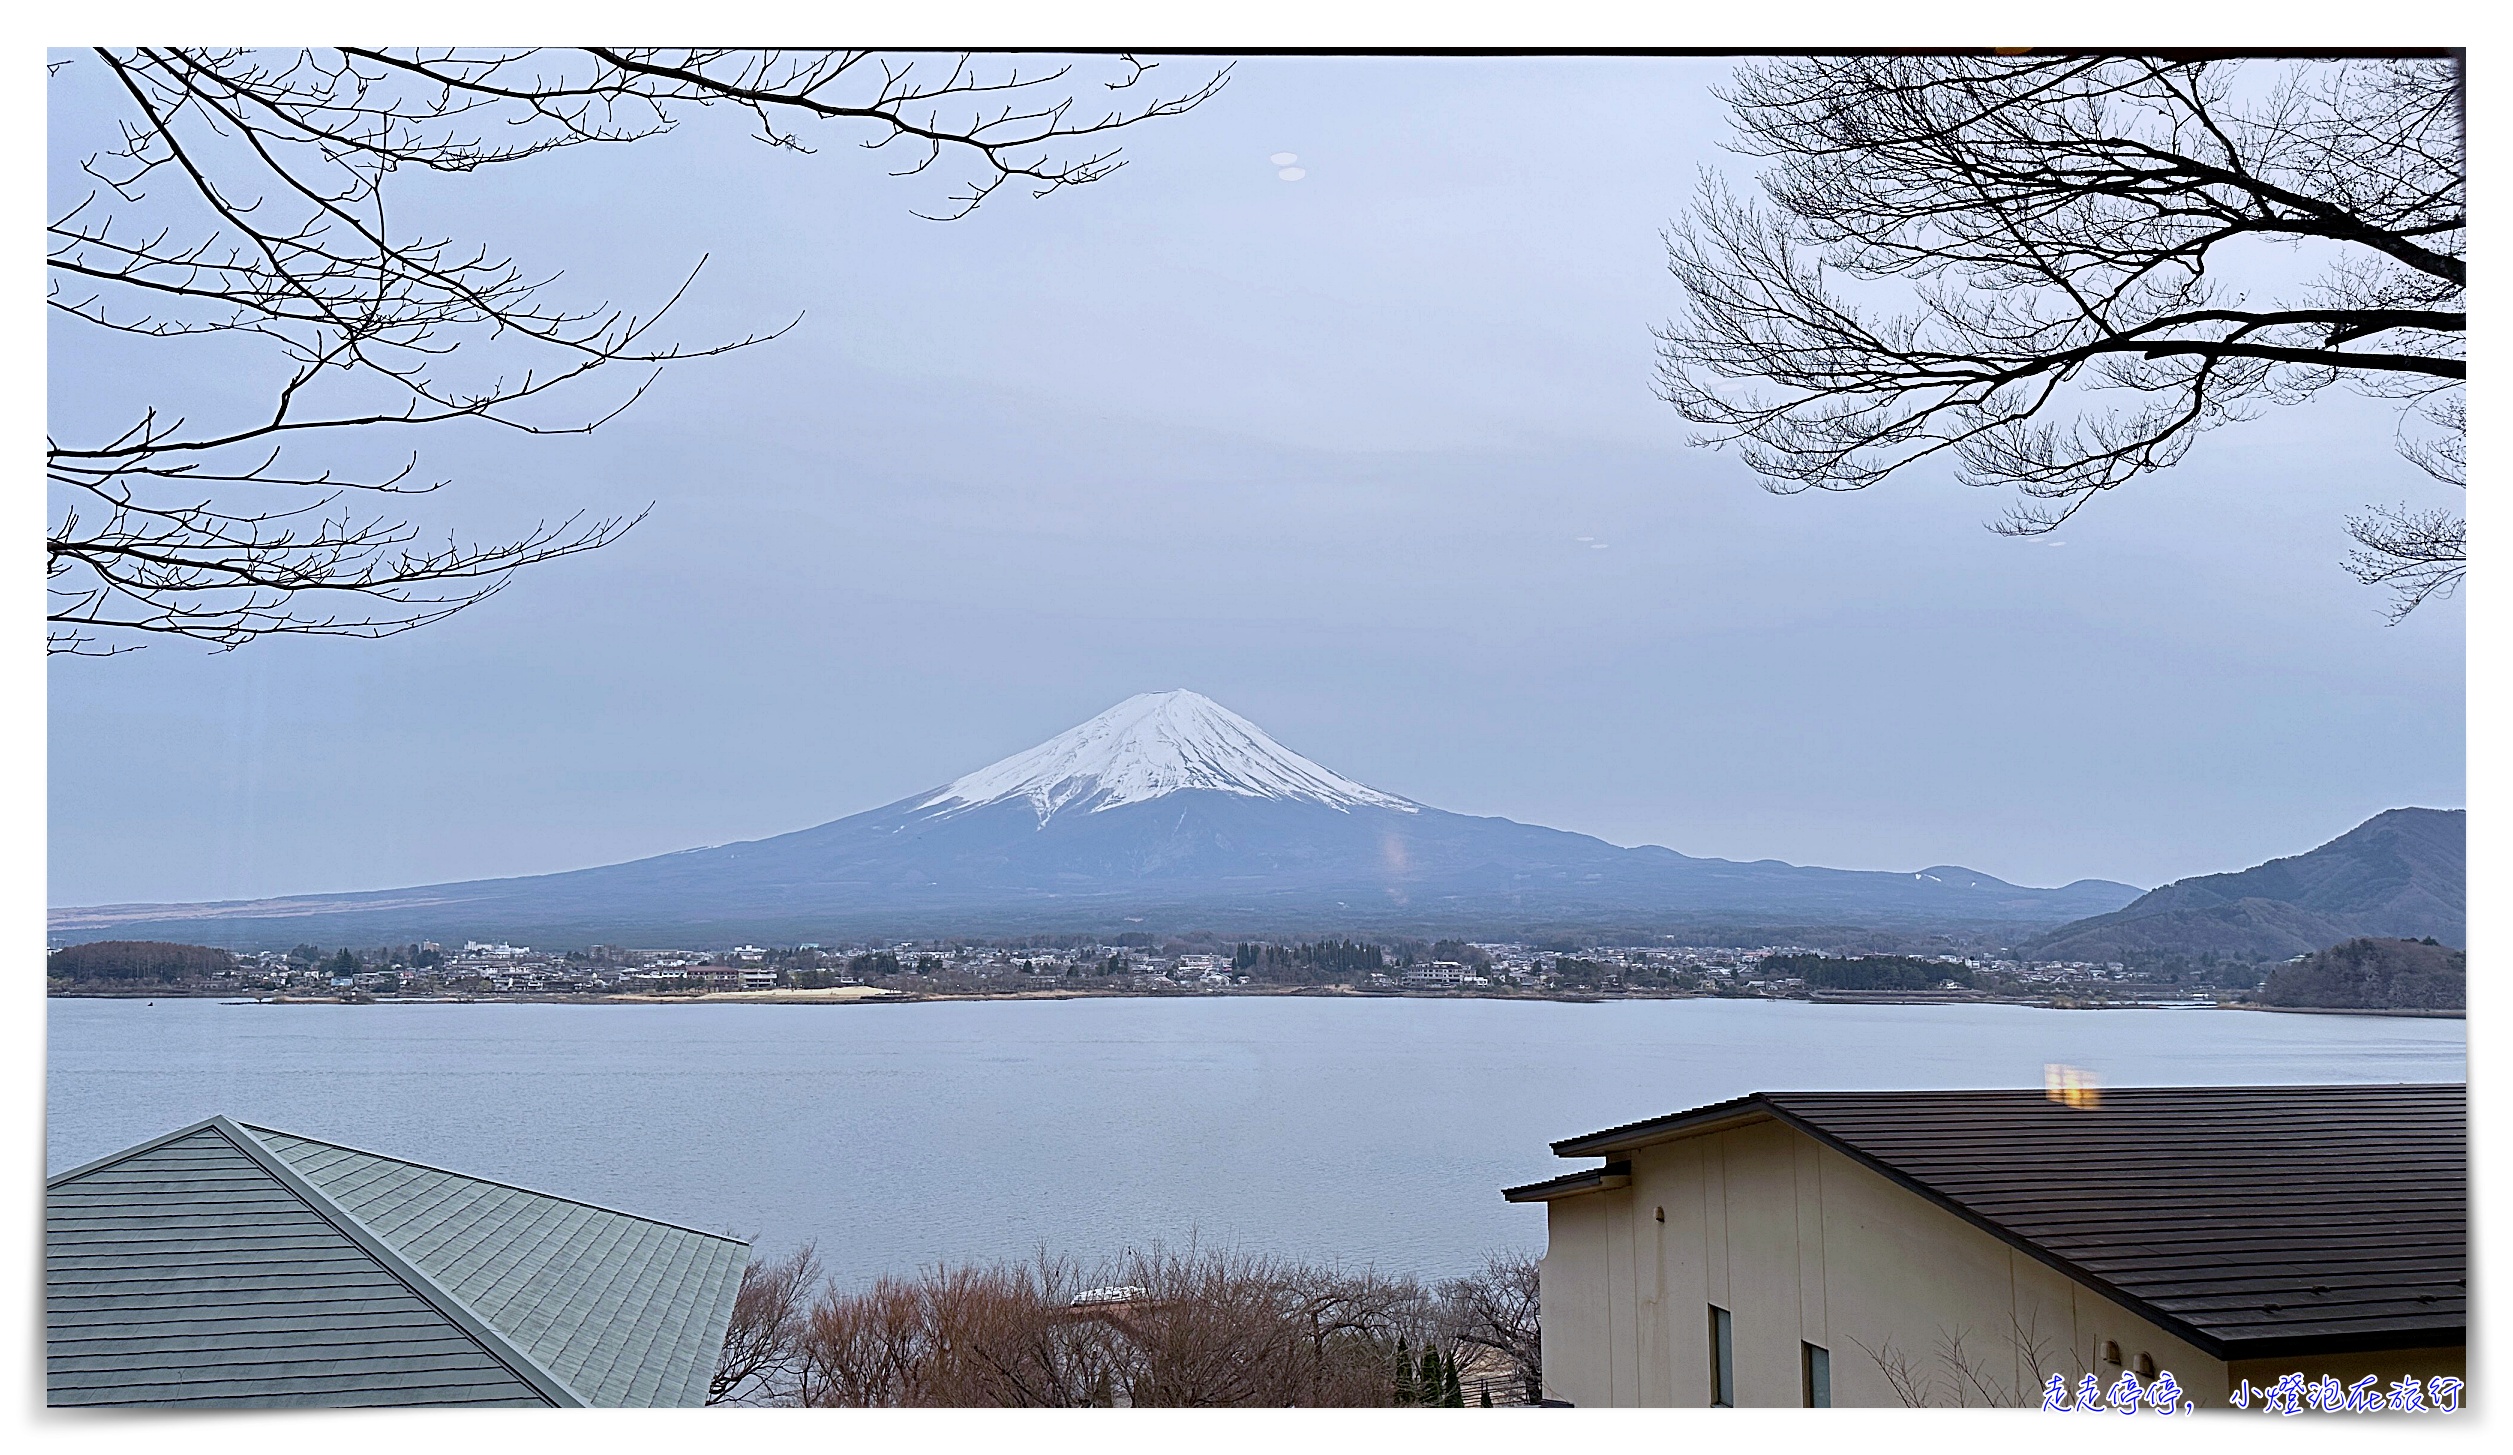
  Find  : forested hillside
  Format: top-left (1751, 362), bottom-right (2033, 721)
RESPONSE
top-left (2261, 938), bottom-right (2464, 1012)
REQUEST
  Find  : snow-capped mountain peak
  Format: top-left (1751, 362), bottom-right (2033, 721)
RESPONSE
top-left (917, 690), bottom-right (1417, 823)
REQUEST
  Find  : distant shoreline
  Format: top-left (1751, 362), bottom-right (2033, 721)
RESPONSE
top-left (47, 986), bottom-right (2457, 1019)
top-left (2230, 1003), bottom-right (2465, 1021)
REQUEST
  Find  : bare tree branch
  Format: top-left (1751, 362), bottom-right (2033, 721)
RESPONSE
top-left (1436, 1249), bottom-right (1542, 1404)
top-left (2347, 504), bottom-right (2465, 622)
top-left (1657, 54), bottom-right (2464, 617)
top-left (709, 1242), bottom-right (823, 1406)
top-left (782, 1241), bottom-right (1444, 1407)
top-left (49, 49), bottom-right (1227, 653)
top-left (1855, 1320), bottom-right (2052, 1408)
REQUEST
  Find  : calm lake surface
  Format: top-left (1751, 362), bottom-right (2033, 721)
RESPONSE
top-left (47, 996), bottom-right (2464, 1288)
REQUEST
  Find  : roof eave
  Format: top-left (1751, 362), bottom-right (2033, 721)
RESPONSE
top-left (46, 1115), bottom-right (233, 1187)
top-left (1503, 1162), bottom-right (1633, 1203)
top-left (2216, 1325), bottom-right (2468, 1362)
top-left (1533, 1087), bottom-right (2467, 1366)
top-left (1549, 1095), bottom-right (1775, 1157)
top-left (238, 1121), bottom-right (750, 1247)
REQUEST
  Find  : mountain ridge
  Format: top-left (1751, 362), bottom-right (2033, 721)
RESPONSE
top-left (2026, 807), bottom-right (2465, 961)
top-left (52, 691), bottom-right (2145, 949)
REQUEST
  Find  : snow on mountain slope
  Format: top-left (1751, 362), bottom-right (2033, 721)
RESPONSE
top-left (50, 689), bottom-right (2153, 948)
top-left (917, 690), bottom-right (1417, 823)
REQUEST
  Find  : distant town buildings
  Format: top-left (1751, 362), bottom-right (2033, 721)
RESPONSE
top-left (49, 931), bottom-right (2191, 1008)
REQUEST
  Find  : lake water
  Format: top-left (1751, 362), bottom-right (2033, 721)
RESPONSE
top-left (46, 996), bottom-right (2464, 1289)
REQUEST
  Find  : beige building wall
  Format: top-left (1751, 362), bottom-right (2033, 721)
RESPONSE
top-left (1535, 1115), bottom-right (2458, 1409)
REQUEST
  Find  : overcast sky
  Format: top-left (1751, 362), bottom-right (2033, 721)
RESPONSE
top-left (47, 55), bottom-right (2465, 908)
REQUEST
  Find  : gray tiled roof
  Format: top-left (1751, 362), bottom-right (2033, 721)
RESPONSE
top-left (251, 1127), bottom-right (749, 1407)
top-left (1537, 1083), bottom-right (2465, 1360)
top-left (47, 1117), bottom-right (749, 1409)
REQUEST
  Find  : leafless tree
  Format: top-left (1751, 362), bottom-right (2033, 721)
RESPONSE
top-left (793, 1272), bottom-right (927, 1406)
top-left (1851, 1331), bottom-right (1938, 1408)
top-left (1102, 1244), bottom-right (1439, 1407)
top-left (708, 1242), bottom-right (822, 1405)
top-left (775, 1242), bottom-right (1445, 1407)
top-left (48, 48), bottom-right (1227, 654)
top-left (2345, 390), bottom-right (2467, 620)
top-left (1436, 1248), bottom-right (1543, 1404)
top-left (1657, 54), bottom-right (2463, 619)
top-left (1852, 1328), bottom-right (2018, 1408)
top-left (792, 1253), bottom-right (1127, 1406)
top-left (1851, 1311), bottom-right (2078, 1408)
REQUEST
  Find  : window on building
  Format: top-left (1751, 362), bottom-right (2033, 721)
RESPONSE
top-left (1802, 1342), bottom-right (1831, 1407)
top-left (2134, 1352), bottom-right (2157, 1380)
top-left (1709, 1305), bottom-right (1734, 1407)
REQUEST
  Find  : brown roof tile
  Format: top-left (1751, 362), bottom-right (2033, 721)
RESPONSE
top-left (1535, 1084), bottom-right (2463, 1359)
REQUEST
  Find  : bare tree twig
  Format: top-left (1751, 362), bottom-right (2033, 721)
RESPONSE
top-left (1657, 55), bottom-right (2464, 619)
top-left (49, 48), bottom-right (1226, 653)
top-left (709, 1242), bottom-right (823, 1405)
top-left (775, 1241), bottom-right (1450, 1407)
top-left (1436, 1248), bottom-right (1542, 1404)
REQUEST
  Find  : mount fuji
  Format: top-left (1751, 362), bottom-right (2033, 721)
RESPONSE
top-left (53, 690), bottom-right (2142, 949)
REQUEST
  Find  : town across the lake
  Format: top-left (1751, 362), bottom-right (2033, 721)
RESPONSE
top-left (48, 933), bottom-right (2439, 1014)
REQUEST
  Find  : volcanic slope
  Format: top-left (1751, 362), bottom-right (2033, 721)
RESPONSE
top-left (53, 690), bottom-right (2142, 948)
